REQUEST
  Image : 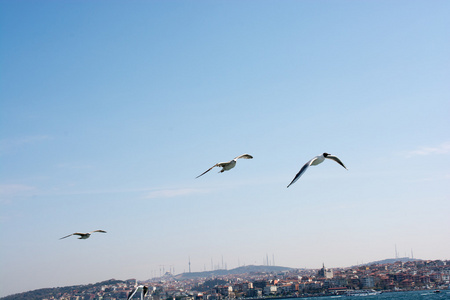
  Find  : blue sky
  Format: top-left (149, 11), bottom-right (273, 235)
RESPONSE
top-left (1, 0), bottom-right (449, 297)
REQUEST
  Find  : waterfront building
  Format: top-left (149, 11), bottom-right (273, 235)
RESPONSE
top-left (263, 285), bottom-right (277, 295)
top-left (361, 276), bottom-right (375, 288)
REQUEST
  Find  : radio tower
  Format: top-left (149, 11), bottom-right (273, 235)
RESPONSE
top-left (189, 256), bottom-right (191, 273)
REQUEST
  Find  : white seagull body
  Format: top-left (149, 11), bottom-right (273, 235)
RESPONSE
top-left (287, 153), bottom-right (347, 188)
top-left (127, 285), bottom-right (149, 300)
top-left (196, 154), bottom-right (253, 178)
top-left (59, 230), bottom-right (107, 240)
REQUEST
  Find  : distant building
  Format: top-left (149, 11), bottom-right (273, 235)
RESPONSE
top-left (263, 285), bottom-right (277, 295)
top-left (317, 263), bottom-right (334, 279)
top-left (361, 276), bottom-right (375, 288)
top-left (253, 280), bottom-right (266, 289)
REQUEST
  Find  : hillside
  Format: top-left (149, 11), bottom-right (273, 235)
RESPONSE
top-left (360, 257), bottom-right (421, 266)
top-left (1, 259), bottom-right (427, 299)
top-left (173, 265), bottom-right (293, 280)
top-left (0, 279), bottom-right (126, 300)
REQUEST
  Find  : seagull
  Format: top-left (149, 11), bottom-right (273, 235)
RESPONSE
top-left (196, 154), bottom-right (253, 178)
top-left (127, 285), bottom-right (148, 300)
top-left (59, 230), bottom-right (107, 240)
top-left (287, 153), bottom-right (347, 188)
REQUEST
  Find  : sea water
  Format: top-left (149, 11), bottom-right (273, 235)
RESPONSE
top-left (297, 290), bottom-right (450, 300)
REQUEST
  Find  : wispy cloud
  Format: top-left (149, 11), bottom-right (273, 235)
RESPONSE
top-left (56, 162), bottom-right (93, 170)
top-left (144, 188), bottom-right (209, 199)
top-left (0, 184), bottom-right (36, 203)
top-left (0, 135), bottom-right (52, 154)
top-left (0, 184), bottom-right (210, 200)
top-left (0, 184), bottom-right (35, 196)
top-left (406, 142), bottom-right (450, 157)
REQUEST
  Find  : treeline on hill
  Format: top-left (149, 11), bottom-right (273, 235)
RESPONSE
top-left (0, 279), bottom-right (125, 300)
top-left (196, 279), bottom-right (228, 292)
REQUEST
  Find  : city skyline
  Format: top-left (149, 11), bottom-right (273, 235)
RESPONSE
top-left (2, 258), bottom-right (449, 299)
top-left (147, 250), bottom-right (422, 277)
top-left (1, 0), bottom-right (449, 298)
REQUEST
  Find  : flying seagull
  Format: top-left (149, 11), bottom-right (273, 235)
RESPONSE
top-left (127, 285), bottom-right (148, 300)
top-left (196, 154), bottom-right (253, 178)
top-left (287, 153), bottom-right (347, 188)
top-left (59, 230), bottom-right (107, 240)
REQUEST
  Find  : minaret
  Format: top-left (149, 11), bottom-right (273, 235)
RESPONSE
top-left (189, 256), bottom-right (191, 273)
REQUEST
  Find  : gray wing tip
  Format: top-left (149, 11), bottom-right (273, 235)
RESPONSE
top-left (236, 154), bottom-right (253, 159)
top-left (196, 164), bottom-right (217, 178)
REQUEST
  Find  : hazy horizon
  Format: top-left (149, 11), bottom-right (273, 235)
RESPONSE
top-left (1, 0), bottom-right (449, 298)
top-left (1, 256), bottom-right (435, 297)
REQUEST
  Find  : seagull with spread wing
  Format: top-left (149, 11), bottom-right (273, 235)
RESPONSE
top-left (196, 154), bottom-right (253, 178)
top-left (127, 285), bottom-right (149, 300)
top-left (287, 153), bottom-right (347, 188)
top-left (59, 230), bottom-right (107, 240)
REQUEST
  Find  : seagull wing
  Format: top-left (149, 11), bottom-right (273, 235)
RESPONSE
top-left (127, 286), bottom-right (139, 300)
top-left (59, 233), bottom-right (74, 240)
top-left (287, 158), bottom-right (317, 188)
top-left (326, 155), bottom-right (347, 170)
top-left (90, 230), bottom-right (107, 234)
top-left (196, 164), bottom-right (219, 178)
top-left (234, 154), bottom-right (253, 160)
